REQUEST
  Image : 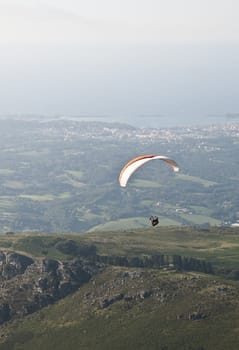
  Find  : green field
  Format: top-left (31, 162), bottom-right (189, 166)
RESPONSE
top-left (176, 173), bottom-right (218, 187)
top-left (18, 194), bottom-right (56, 201)
top-left (178, 213), bottom-right (221, 225)
top-left (65, 170), bottom-right (84, 179)
top-left (189, 205), bottom-right (214, 216)
top-left (131, 179), bottom-right (162, 188)
top-left (0, 169), bottom-right (15, 175)
top-left (88, 216), bottom-right (182, 231)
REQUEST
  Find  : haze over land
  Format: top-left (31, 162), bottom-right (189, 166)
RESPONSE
top-left (1, 0), bottom-right (239, 126)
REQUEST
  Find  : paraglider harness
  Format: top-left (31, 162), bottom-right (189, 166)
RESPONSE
top-left (149, 216), bottom-right (159, 227)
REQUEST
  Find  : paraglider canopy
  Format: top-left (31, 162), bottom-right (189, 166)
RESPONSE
top-left (119, 154), bottom-right (179, 187)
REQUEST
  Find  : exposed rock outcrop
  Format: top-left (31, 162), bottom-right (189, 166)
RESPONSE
top-left (0, 251), bottom-right (34, 279)
top-left (0, 250), bottom-right (100, 324)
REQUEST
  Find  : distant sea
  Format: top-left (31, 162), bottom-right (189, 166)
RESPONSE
top-left (2, 113), bottom-right (239, 129)
top-left (61, 113), bottom-right (239, 129)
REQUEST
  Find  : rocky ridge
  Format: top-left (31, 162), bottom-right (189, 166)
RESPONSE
top-left (0, 250), bottom-right (100, 324)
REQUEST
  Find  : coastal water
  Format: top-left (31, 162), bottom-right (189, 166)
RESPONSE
top-left (121, 115), bottom-right (236, 129)
top-left (62, 113), bottom-right (239, 129)
top-left (3, 113), bottom-right (239, 129)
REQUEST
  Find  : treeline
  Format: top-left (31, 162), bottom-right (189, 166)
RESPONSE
top-left (53, 240), bottom-right (213, 275)
top-left (55, 239), bottom-right (97, 257)
top-left (172, 254), bottom-right (213, 274)
top-left (94, 253), bottom-right (213, 275)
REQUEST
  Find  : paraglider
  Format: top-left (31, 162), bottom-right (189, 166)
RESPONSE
top-left (149, 216), bottom-right (159, 227)
top-left (118, 154), bottom-right (179, 227)
top-left (118, 154), bottom-right (179, 187)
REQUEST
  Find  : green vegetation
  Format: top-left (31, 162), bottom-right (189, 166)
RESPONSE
top-left (2, 226), bottom-right (239, 273)
top-left (178, 213), bottom-right (221, 226)
top-left (0, 226), bottom-right (239, 349)
top-left (65, 170), bottom-right (84, 179)
top-left (3, 269), bottom-right (239, 350)
top-left (88, 216), bottom-right (182, 231)
top-left (0, 119), bottom-right (238, 348)
top-left (176, 173), bottom-right (218, 187)
top-left (0, 119), bottom-right (238, 233)
top-left (131, 179), bottom-right (162, 188)
top-left (0, 169), bottom-right (15, 175)
top-left (18, 195), bottom-right (56, 201)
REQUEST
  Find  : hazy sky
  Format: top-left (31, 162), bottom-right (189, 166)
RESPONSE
top-left (1, 0), bottom-right (239, 125)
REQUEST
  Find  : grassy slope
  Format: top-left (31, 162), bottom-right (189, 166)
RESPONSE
top-left (2, 226), bottom-right (239, 269)
top-left (1, 267), bottom-right (239, 350)
top-left (87, 217), bottom-right (182, 231)
top-left (1, 227), bottom-right (239, 349)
